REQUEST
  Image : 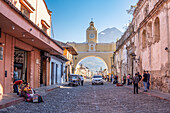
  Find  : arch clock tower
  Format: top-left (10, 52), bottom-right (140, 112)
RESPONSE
top-left (67, 20), bottom-right (116, 76)
top-left (86, 21), bottom-right (98, 43)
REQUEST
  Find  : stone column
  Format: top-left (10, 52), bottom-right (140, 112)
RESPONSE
top-left (46, 57), bottom-right (50, 86)
top-left (10, 37), bottom-right (15, 93)
top-left (29, 50), bottom-right (35, 88)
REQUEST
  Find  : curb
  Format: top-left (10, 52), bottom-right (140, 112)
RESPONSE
top-left (143, 92), bottom-right (170, 102)
top-left (0, 97), bottom-right (25, 109)
top-left (124, 86), bottom-right (170, 102)
top-left (47, 86), bottom-right (61, 92)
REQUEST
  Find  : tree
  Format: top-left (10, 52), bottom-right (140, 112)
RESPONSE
top-left (123, 4), bottom-right (137, 30)
top-left (126, 5), bottom-right (137, 15)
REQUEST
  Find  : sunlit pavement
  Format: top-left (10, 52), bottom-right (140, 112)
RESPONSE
top-left (0, 80), bottom-right (170, 113)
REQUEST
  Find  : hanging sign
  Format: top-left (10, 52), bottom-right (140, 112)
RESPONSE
top-left (14, 51), bottom-right (24, 63)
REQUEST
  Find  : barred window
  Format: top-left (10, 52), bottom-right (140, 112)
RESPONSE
top-left (21, 5), bottom-right (30, 18)
top-left (42, 25), bottom-right (47, 34)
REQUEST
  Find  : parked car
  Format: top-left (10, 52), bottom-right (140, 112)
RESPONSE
top-left (92, 75), bottom-right (104, 85)
top-left (69, 74), bottom-right (81, 86)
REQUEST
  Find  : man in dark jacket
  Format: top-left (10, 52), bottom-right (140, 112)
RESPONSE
top-left (147, 71), bottom-right (150, 89)
top-left (137, 72), bottom-right (142, 81)
top-left (137, 72), bottom-right (142, 89)
top-left (142, 71), bottom-right (148, 92)
top-left (133, 73), bottom-right (139, 94)
top-left (123, 74), bottom-right (126, 84)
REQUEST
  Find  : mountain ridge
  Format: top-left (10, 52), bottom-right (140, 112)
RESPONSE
top-left (98, 27), bottom-right (123, 43)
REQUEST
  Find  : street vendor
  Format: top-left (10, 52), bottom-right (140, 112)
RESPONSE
top-left (23, 83), bottom-right (33, 94)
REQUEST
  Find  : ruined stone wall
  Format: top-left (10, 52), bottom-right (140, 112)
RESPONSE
top-left (134, 0), bottom-right (170, 93)
top-left (115, 0), bottom-right (170, 93)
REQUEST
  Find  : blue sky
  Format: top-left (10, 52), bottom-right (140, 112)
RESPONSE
top-left (46, 0), bottom-right (138, 43)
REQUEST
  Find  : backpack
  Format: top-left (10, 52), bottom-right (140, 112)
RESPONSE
top-left (33, 94), bottom-right (43, 103)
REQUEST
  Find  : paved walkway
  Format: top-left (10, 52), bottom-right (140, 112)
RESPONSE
top-left (0, 81), bottom-right (170, 110)
top-left (123, 84), bottom-right (170, 102)
top-left (0, 82), bottom-right (68, 109)
top-left (0, 80), bottom-right (169, 113)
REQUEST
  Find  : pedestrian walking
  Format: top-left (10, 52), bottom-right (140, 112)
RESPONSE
top-left (104, 75), bottom-right (106, 81)
top-left (110, 75), bottom-right (112, 83)
top-left (107, 75), bottom-right (109, 82)
top-left (111, 74), bottom-right (114, 83)
top-left (13, 67), bottom-right (19, 94)
top-left (80, 75), bottom-right (84, 86)
top-left (142, 71), bottom-right (148, 92)
top-left (133, 73), bottom-right (139, 94)
top-left (147, 71), bottom-right (150, 90)
top-left (123, 74), bottom-right (126, 84)
top-left (127, 74), bottom-right (130, 85)
top-left (137, 72), bottom-right (142, 89)
top-left (115, 75), bottom-right (118, 84)
top-left (137, 72), bottom-right (142, 81)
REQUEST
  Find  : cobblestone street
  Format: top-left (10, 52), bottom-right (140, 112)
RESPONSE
top-left (0, 80), bottom-right (170, 113)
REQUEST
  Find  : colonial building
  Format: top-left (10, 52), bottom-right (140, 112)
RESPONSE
top-left (114, 0), bottom-right (170, 93)
top-left (53, 40), bottom-right (78, 83)
top-left (0, 0), bottom-right (64, 94)
top-left (49, 54), bottom-right (68, 85)
top-left (114, 24), bottom-right (134, 83)
top-left (76, 64), bottom-right (92, 79)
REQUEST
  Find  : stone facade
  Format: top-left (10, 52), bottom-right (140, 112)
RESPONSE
top-left (55, 40), bottom-right (78, 82)
top-left (114, 0), bottom-right (170, 93)
top-left (76, 64), bottom-right (92, 78)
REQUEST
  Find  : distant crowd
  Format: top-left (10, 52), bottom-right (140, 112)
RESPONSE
top-left (122, 71), bottom-right (150, 94)
top-left (103, 70), bottom-right (151, 94)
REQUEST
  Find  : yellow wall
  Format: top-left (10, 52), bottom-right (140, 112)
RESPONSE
top-left (96, 43), bottom-right (116, 52)
top-left (69, 43), bottom-right (89, 52)
top-left (69, 43), bottom-right (115, 52)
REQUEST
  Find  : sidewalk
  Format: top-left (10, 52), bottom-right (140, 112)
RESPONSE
top-left (0, 82), bottom-right (69, 109)
top-left (124, 85), bottom-right (170, 102)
